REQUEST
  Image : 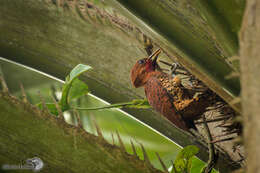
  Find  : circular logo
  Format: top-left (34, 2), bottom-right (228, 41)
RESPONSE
top-left (26, 157), bottom-right (44, 172)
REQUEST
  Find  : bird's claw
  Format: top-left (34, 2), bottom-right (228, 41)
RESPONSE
top-left (170, 62), bottom-right (179, 73)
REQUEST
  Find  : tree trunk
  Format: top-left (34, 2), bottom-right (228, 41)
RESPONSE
top-left (240, 0), bottom-right (260, 172)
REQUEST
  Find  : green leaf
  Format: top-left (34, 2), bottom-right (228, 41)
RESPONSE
top-left (190, 158), bottom-right (205, 173)
top-left (60, 82), bottom-right (71, 111)
top-left (60, 64), bottom-right (92, 111)
top-left (68, 64), bottom-right (92, 82)
top-left (173, 145), bottom-right (199, 173)
top-left (69, 78), bottom-right (89, 101)
top-left (37, 103), bottom-right (59, 116)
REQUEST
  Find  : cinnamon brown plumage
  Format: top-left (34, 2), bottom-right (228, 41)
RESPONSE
top-left (130, 49), bottom-right (212, 131)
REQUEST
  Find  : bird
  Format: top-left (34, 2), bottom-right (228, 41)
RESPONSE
top-left (130, 48), bottom-right (213, 131)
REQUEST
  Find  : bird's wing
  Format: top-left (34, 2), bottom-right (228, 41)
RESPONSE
top-left (144, 74), bottom-right (191, 131)
top-left (150, 74), bottom-right (205, 121)
top-left (177, 74), bottom-right (208, 95)
top-left (159, 74), bottom-right (193, 104)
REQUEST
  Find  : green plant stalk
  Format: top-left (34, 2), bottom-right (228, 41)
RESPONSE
top-left (73, 101), bottom-right (150, 111)
top-left (60, 78), bottom-right (73, 111)
top-left (74, 102), bottom-right (135, 110)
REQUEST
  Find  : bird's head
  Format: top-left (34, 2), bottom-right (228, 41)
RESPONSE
top-left (131, 48), bottom-right (161, 88)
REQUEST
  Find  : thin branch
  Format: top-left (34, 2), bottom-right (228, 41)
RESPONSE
top-left (202, 114), bottom-right (218, 173)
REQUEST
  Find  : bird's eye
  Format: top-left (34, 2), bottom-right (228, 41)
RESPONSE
top-left (138, 59), bottom-right (145, 64)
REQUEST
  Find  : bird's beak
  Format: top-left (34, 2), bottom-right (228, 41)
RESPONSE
top-left (148, 48), bottom-right (161, 63)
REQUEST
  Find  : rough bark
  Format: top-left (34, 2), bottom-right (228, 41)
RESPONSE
top-left (240, 0), bottom-right (260, 172)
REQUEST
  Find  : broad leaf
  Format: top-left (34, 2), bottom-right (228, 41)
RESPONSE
top-left (68, 64), bottom-right (92, 82)
top-left (69, 78), bottom-right (89, 101)
top-left (60, 64), bottom-right (92, 111)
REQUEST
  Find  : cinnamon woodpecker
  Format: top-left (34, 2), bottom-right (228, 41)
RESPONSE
top-left (130, 49), bottom-right (211, 131)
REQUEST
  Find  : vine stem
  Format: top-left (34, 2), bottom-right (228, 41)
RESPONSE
top-left (72, 102), bottom-right (134, 111)
top-left (202, 114), bottom-right (218, 173)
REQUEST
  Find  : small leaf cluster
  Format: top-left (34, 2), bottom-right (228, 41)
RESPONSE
top-left (38, 64), bottom-right (91, 115)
